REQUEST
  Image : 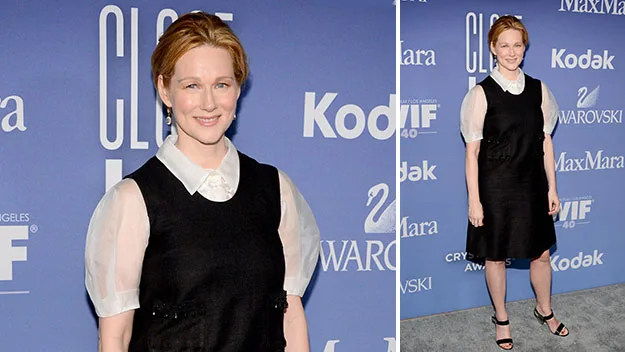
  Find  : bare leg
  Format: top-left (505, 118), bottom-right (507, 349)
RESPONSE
top-left (530, 249), bottom-right (569, 335)
top-left (485, 259), bottom-right (512, 349)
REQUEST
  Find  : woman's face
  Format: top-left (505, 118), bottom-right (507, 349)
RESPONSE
top-left (158, 45), bottom-right (240, 149)
top-left (491, 29), bottom-right (525, 76)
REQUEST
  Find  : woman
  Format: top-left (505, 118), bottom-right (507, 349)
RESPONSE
top-left (460, 15), bottom-right (569, 350)
top-left (85, 12), bottom-right (320, 352)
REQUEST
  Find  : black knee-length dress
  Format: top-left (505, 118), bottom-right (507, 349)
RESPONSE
top-left (466, 74), bottom-right (556, 260)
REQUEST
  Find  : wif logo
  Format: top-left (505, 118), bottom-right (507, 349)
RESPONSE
top-left (559, 85), bottom-right (622, 125)
top-left (0, 226), bottom-right (28, 281)
top-left (1, 95), bottom-right (26, 132)
top-left (400, 98), bottom-right (438, 139)
top-left (551, 49), bottom-right (615, 70)
top-left (555, 196), bottom-right (593, 229)
top-left (303, 92), bottom-right (395, 140)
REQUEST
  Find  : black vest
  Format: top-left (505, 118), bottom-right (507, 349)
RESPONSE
top-left (126, 152), bottom-right (286, 351)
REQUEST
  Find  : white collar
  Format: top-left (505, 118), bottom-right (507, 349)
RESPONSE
top-left (156, 135), bottom-right (240, 195)
top-left (490, 66), bottom-right (525, 95)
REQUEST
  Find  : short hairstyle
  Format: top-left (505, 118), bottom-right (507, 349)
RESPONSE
top-left (488, 15), bottom-right (529, 47)
top-left (151, 12), bottom-right (248, 88)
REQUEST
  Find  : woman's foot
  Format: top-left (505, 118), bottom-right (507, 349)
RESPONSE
top-left (534, 307), bottom-right (569, 337)
top-left (491, 313), bottom-right (513, 350)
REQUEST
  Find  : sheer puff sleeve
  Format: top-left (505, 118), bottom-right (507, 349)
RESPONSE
top-left (277, 170), bottom-right (321, 297)
top-left (85, 179), bottom-right (149, 318)
top-left (460, 85), bottom-right (487, 143)
top-left (541, 82), bottom-right (559, 135)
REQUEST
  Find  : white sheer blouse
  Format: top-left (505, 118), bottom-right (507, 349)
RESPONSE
top-left (85, 135), bottom-right (321, 318)
top-left (460, 67), bottom-right (559, 143)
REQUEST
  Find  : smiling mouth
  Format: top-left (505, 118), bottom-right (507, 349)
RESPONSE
top-left (195, 116), bottom-right (219, 126)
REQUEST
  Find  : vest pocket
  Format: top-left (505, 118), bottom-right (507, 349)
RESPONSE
top-left (265, 290), bottom-right (288, 351)
top-left (484, 136), bottom-right (511, 160)
top-left (147, 301), bottom-right (209, 351)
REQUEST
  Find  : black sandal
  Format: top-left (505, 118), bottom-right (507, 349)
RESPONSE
top-left (533, 308), bottom-right (569, 337)
top-left (491, 316), bottom-right (513, 350)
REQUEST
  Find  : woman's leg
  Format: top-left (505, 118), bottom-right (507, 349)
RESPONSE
top-left (530, 249), bottom-right (569, 335)
top-left (485, 259), bottom-right (512, 348)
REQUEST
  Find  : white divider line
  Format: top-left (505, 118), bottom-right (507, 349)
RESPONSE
top-left (0, 290), bottom-right (30, 295)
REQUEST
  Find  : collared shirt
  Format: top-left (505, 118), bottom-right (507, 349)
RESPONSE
top-left (85, 135), bottom-right (321, 318)
top-left (459, 66), bottom-right (560, 143)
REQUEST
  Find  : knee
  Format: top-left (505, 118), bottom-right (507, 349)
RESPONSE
top-left (485, 259), bottom-right (507, 268)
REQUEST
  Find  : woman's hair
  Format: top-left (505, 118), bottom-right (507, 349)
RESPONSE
top-left (488, 15), bottom-right (529, 47)
top-left (151, 12), bottom-right (248, 88)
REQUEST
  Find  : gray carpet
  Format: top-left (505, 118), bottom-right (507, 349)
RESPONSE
top-left (400, 283), bottom-right (625, 352)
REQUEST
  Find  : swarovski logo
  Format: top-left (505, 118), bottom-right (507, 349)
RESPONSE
top-left (551, 49), bottom-right (615, 70)
top-left (556, 150), bottom-right (624, 172)
top-left (558, 0), bottom-right (625, 15)
top-left (559, 85), bottom-right (623, 125)
top-left (400, 277), bottom-right (432, 294)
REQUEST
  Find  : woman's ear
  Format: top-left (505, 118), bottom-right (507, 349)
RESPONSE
top-left (157, 75), bottom-right (172, 107)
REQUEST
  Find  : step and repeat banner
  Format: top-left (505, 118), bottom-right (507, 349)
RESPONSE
top-left (400, 0), bottom-right (625, 319)
top-left (0, 1), bottom-right (395, 351)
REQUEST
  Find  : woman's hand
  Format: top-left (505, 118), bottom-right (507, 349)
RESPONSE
top-left (469, 201), bottom-right (484, 227)
top-left (547, 189), bottom-right (560, 215)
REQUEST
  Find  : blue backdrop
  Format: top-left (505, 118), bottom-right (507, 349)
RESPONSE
top-left (0, 1), bottom-right (395, 351)
top-left (400, 0), bottom-right (625, 319)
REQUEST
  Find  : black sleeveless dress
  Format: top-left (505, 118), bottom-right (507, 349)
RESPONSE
top-left (125, 152), bottom-right (287, 352)
top-left (466, 74), bottom-right (556, 260)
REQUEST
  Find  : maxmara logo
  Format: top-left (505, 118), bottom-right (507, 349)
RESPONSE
top-left (559, 85), bottom-right (622, 125)
top-left (303, 93), bottom-right (395, 140)
top-left (1, 95), bottom-right (26, 132)
top-left (400, 216), bottom-right (438, 238)
top-left (556, 150), bottom-right (624, 172)
top-left (558, 0), bottom-right (625, 15)
top-left (400, 41), bottom-right (436, 66)
top-left (551, 49), bottom-right (615, 70)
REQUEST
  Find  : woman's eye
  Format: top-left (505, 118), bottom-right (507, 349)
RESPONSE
top-left (216, 83), bottom-right (228, 89)
top-left (186, 83), bottom-right (198, 89)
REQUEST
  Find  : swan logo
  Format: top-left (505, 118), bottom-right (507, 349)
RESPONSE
top-left (556, 150), bottom-right (625, 172)
top-left (365, 182), bottom-right (396, 233)
top-left (555, 196), bottom-right (593, 229)
top-left (1, 95), bottom-right (26, 132)
top-left (400, 41), bottom-right (436, 66)
top-left (400, 276), bottom-right (432, 294)
top-left (319, 183), bottom-right (396, 272)
top-left (551, 250), bottom-right (604, 272)
top-left (551, 49), bottom-right (615, 70)
top-left (558, 85), bottom-right (622, 125)
top-left (558, 0), bottom-right (625, 15)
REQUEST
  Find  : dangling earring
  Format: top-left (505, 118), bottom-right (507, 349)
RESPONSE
top-left (165, 107), bottom-right (172, 126)
top-left (233, 114), bottom-right (237, 120)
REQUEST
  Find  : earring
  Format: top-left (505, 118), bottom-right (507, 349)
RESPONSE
top-left (165, 108), bottom-right (172, 126)
top-left (233, 114), bottom-right (237, 120)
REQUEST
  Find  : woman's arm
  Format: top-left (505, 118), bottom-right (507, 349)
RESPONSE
top-left (284, 295), bottom-right (309, 352)
top-left (98, 311), bottom-right (135, 352)
top-left (543, 133), bottom-right (560, 215)
top-left (466, 141), bottom-right (484, 227)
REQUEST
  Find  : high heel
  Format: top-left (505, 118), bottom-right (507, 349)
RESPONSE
top-left (533, 308), bottom-right (569, 337)
top-left (491, 316), bottom-right (513, 350)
